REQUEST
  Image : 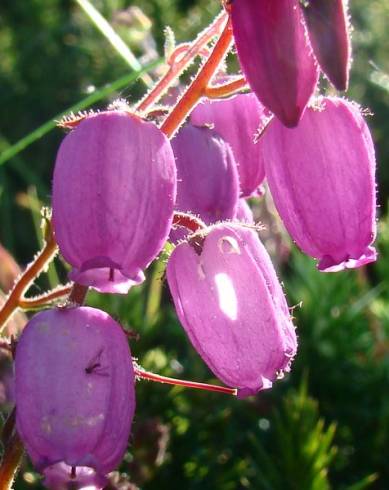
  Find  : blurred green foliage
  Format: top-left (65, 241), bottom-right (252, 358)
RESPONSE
top-left (0, 0), bottom-right (389, 489)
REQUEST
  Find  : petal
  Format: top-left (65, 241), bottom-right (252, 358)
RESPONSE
top-left (52, 111), bottom-right (176, 291)
top-left (15, 307), bottom-right (135, 476)
top-left (191, 94), bottom-right (268, 196)
top-left (302, 0), bottom-right (351, 91)
top-left (170, 125), bottom-right (239, 241)
top-left (231, 0), bottom-right (319, 127)
top-left (167, 224), bottom-right (297, 396)
top-left (263, 97), bottom-right (377, 270)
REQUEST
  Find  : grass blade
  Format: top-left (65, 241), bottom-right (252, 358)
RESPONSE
top-left (75, 0), bottom-right (153, 86)
top-left (0, 59), bottom-right (161, 167)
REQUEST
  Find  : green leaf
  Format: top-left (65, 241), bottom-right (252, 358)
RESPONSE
top-left (75, 0), bottom-right (153, 87)
top-left (0, 59), bottom-right (161, 168)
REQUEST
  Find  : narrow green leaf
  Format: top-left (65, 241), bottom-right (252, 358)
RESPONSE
top-left (0, 59), bottom-right (161, 167)
top-left (75, 0), bottom-right (153, 86)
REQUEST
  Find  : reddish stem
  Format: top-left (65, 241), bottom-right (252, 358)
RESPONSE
top-left (204, 77), bottom-right (248, 99)
top-left (168, 44), bottom-right (210, 66)
top-left (0, 431), bottom-right (24, 490)
top-left (68, 283), bottom-right (89, 306)
top-left (160, 16), bottom-right (233, 138)
top-left (0, 230), bottom-right (57, 332)
top-left (135, 366), bottom-right (237, 396)
top-left (136, 11), bottom-right (227, 113)
top-left (19, 284), bottom-right (73, 310)
top-left (173, 212), bottom-right (206, 233)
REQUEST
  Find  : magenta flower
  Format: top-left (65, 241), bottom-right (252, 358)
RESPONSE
top-left (191, 94), bottom-right (268, 197)
top-left (170, 124), bottom-right (239, 240)
top-left (262, 97), bottom-right (377, 272)
top-left (167, 223), bottom-right (297, 397)
top-left (230, 0), bottom-right (319, 127)
top-left (15, 307), bottom-right (135, 490)
top-left (235, 199), bottom-right (254, 224)
top-left (52, 110), bottom-right (176, 294)
top-left (302, 0), bottom-right (351, 91)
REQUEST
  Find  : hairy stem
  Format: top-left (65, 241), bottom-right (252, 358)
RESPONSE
top-left (0, 432), bottom-right (24, 490)
top-left (134, 366), bottom-right (237, 396)
top-left (19, 284), bottom-right (73, 310)
top-left (136, 11), bottom-right (227, 113)
top-left (204, 77), bottom-right (248, 98)
top-left (0, 230), bottom-right (57, 332)
top-left (160, 15), bottom-right (233, 138)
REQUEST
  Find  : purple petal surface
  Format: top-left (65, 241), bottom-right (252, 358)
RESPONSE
top-left (52, 111), bottom-right (176, 293)
top-left (263, 97), bottom-right (376, 271)
top-left (167, 223), bottom-right (297, 397)
top-left (15, 307), bottom-right (135, 484)
top-left (170, 125), bottom-right (239, 241)
top-left (302, 0), bottom-right (351, 91)
top-left (231, 0), bottom-right (319, 127)
top-left (191, 94), bottom-right (268, 196)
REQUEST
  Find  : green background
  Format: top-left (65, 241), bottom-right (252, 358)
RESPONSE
top-left (0, 1), bottom-right (389, 489)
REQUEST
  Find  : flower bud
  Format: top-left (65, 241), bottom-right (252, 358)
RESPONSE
top-left (262, 97), bottom-right (377, 271)
top-left (170, 125), bottom-right (239, 241)
top-left (167, 223), bottom-right (297, 397)
top-left (52, 110), bottom-right (176, 294)
top-left (230, 0), bottom-right (319, 127)
top-left (302, 0), bottom-right (351, 91)
top-left (191, 94), bottom-right (268, 197)
top-left (15, 307), bottom-right (135, 489)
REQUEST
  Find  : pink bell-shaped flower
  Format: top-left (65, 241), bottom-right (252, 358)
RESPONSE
top-left (191, 94), bottom-right (268, 197)
top-left (15, 307), bottom-right (135, 490)
top-left (52, 110), bottom-right (176, 294)
top-left (170, 124), bottom-right (239, 241)
top-left (230, 0), bottom-right (319, 127)
top-left (167, 223), bottom-right (297, 397)
top-left (262, 97), bottom-right (377, 272)
top-left (235, 199), bottom-right (254, 224)
top-left (301, 0), bottom-right (351, 91)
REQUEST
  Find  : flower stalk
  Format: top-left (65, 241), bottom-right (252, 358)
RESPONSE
top-left (160, 15), bottom-right (233, 138)
top-left (136, 10), bottom-right (228, 113)
top-left (0, 432), bottom-right (24, 490)
top-left (18, 284), bottom-right (73, 310)
top-left (134, 365), bottom-right (237, 396)
top-left (0, 226), bottom-right (58, 332)
top-left (204, 76), bottom-right (247, 98)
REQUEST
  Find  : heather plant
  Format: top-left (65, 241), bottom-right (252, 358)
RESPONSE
top-left (0, 0), bottom-right (387, 489)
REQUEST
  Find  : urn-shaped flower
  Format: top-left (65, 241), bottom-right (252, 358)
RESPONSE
top-left (302, 0), bottom-right (351, 91)
top-left (231, 0), bottom-right (319, 127)
top-left (263, 97), bottom-right (377, 271)
top-left (167, 223), bottom-right (297, 397)
top-left (15, 307), bottom-right (135, 489)
top-left (191, 94), bottom-right (268, 197)
top-left (52, 110), bottom-right (176, 294)
top-left (170, 125), bottom-right (239, 240)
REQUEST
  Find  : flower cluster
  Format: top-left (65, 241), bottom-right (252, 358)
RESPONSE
top-left (230, 0), bottom-right (350, 126)
top-left (12, 2), bottom-right (377, 489)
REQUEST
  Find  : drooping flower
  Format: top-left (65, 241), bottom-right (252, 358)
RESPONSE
top-left (170, 124), bottom-right (239, 241)
top-left (167, 223), bottom-right (297, 397)
top-left (302, 0), bottom-right (351, 91)
top-left (15, 307), bottom-right (135, 490)
top-left (191, 94), bottom-right (269, 197)
top-left (262, 97), bottom-right (377, 272)
top-left (235, 199), bottom-right (254, 224)
top-left (52, 110), bottom-right (176, 294)
top-left (230, 0), bottom-right (319, 127)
